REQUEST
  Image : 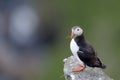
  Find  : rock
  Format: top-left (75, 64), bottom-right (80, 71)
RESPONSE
top-left (63, 56), bottom-right (113, 80)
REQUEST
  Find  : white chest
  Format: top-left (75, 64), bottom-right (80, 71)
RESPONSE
top-left (70, 39), bottom-right (79, 55)
top-left (70, 39), bottom-right (84, 64)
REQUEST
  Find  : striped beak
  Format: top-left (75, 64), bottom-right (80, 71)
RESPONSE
top-left (70, 32), bottom-right (75, 39)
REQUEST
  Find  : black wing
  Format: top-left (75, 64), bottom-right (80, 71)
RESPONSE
top-left (77, 42), bottom-right (106, 69)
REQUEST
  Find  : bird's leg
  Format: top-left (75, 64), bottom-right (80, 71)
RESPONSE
top-left (72, 64), bottom-right (84, 72)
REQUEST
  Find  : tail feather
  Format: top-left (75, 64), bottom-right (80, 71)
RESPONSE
top-left (95, 58), bottom-right (106, 69)
top-left (101, 64), bottom-right (106, 69)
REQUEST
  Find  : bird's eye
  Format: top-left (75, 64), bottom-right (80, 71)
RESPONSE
top-left (77, 29), bottom-right (79, 31)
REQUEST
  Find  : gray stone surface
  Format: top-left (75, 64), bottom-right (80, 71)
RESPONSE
top-left (63, 56), bottom-right (113, 80)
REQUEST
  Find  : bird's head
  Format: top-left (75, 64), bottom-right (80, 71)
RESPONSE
top-left (70, 26), bottom-right (83, 39)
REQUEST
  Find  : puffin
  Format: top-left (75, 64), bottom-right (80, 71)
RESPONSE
top-left (70, 26), bottom-right (106, 72)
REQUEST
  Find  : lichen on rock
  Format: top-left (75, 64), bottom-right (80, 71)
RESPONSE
top-left (63, 56), bottom-right (113, 80)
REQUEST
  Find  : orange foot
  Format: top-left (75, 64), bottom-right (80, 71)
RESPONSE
top-left (72, 64), bottom-right (84, 72)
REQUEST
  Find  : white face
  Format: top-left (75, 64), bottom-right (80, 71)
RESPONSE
top-left (72, 26), bottom-right (83, 36)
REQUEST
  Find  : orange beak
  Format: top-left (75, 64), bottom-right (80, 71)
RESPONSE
top-left (70, 32), bottom-right (75, 39)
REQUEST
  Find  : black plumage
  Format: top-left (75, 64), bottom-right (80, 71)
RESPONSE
top-left (75, 34), bottom-right (106, 69)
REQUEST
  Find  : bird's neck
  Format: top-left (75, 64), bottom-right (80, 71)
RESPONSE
top-left (74, 34), bottom-right (85, 46)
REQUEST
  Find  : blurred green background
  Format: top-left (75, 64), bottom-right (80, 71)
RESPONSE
top-left (0, 0), bottom-right (120, 80)
top-left (43, 0), bottom-right (120, 80)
